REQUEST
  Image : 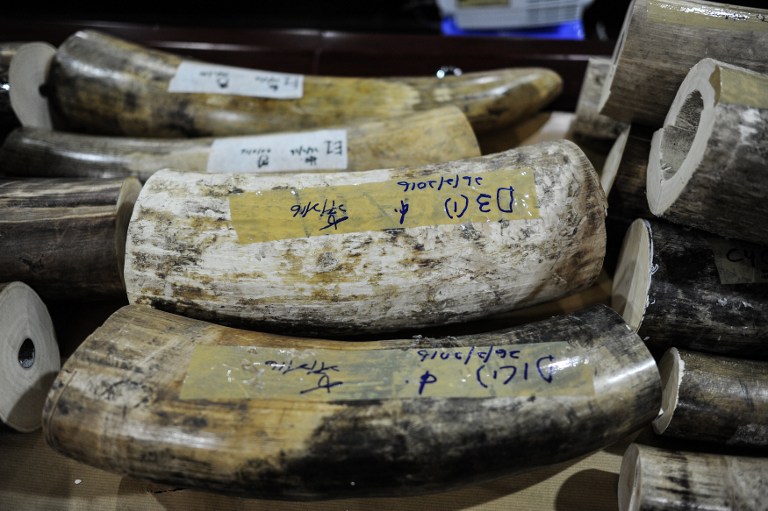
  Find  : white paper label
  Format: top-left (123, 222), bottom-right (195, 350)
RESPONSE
top-left (710, 238), bottom-right (768, 285)
top-left (168, 61), bottom-right (303, 99)
top-left (207, 130), bottom-right (348, 173)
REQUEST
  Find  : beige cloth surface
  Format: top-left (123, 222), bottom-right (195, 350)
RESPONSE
top-left (0, 426), bottom-right (638, 511)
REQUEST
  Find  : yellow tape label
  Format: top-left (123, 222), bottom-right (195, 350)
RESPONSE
top-left (715, 65), bottom-right (768, 109)
top-left (229, 166), bottom-right (539, 243)
top-left (179, 342), bottom-right (593, 402)
top-left (647, 0), bottom-right (768, 32)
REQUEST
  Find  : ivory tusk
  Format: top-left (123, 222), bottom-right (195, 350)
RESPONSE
top-left (611, 218), bottom-right (768, 359)
top-left (653, 347), bottom-right (768, 450)
top-left (19, 29), bottom-right (562, 138)
top-left (646, 58), bottom-right (768, 245)
top-left (599, 0), bottom-right (768, 128)
top-left (0, 106), bottom-right (480, 181)
top-left (124, 139), bottom-right (607, 337)
top-left (0, 281), bottom-right (59, 433)
top-left (0, 176), bottom-right (142, 301)
top-left (618, 443), bottom-right (768, 511)
top-left (570, 56), bottom-right (628, 143)
top-left (600, 124), bottom-right (653, 222)
top-left (42, 303), bottom-right (661, 500)
top-left (600, 124), bottom-right (654, 276)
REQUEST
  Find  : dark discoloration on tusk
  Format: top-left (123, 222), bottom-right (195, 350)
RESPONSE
top-left (0, 176), bottom-right (142, 301)
top-left (43, 303), bottom-right (660, 500)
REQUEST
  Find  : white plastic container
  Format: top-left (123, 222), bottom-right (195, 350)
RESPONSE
top-left (436, 0), bottom-right (594, 30)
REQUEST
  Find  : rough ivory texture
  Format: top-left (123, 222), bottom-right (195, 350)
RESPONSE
top-left (46, 30), bottom-right (562, 137)
top-left (647, 59), bottom-right (768, 246)
top-left (615, 218), bottom-right (768, 359)
top-left (654, 348), bottom-right (768, 449)
top-left (124, 139), bottom-right (607, 337)
top-left (0, 106), bottom-right (480, 182)
top-left (618, 443), bottom-right (768, 511)
top-left (0, 177), bottom-right (142, 301)
top-left (599, 0), bottom-right (768, 128)
top-left (603, 127), bottom-right (653, 223)
top-left (42, 303), bottom-right (660, 500)
top-left (570, 57), bottom-right (628, 142)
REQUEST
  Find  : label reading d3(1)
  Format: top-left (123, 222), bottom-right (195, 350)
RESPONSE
top-left (229, 166), bottom-right (540, 244)
top-left (168, 61), bottom-right (303, 99)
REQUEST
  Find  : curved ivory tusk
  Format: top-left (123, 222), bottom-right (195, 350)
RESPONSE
top-left (618, 443), bottom-right (768, 511)
top-left (0, 106), bottom-right (480, 181)
top-left (42, 303), bottom-right (661, 500)
top-left (29, 30), bottom-right (562, 138)
top-left (0, 176), bottom-right (142, 301)
top-left (599, 0), bottom-right (768, 128)
top-left (124, 139), bottom-right (607, 337)
top-left (646, 58), bottom-right (768, 245)
top-left (653, 347), bottom-right (768, 450)
top-left (611, 218), bottom-right (768, 359)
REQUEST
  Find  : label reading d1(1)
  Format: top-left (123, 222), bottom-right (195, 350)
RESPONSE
top-left (178, 341), bottom-right (594, 402)
top-left (168, 61), bottom-right (303, 99)
top-left (207, 130), bottom-right (348, 173)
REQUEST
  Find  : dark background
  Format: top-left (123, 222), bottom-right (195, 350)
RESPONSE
top-left (5, 0), bottom-right (633, 41)
top-left (4, 0), bottom-right (766, 43)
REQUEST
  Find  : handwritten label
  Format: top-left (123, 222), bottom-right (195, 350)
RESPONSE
top-left (710, 238), bottom-right (768, 284)
top-left (228, 166), bottom-right (539, 244)
top-left (168, 61), bottom-right (303, 99)
top-left (647, 0), bottom-right (768, 32)
top-left (179, 342), bottom-right (593, 402)
top-left (207, 130), bottom-right (347, 173)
